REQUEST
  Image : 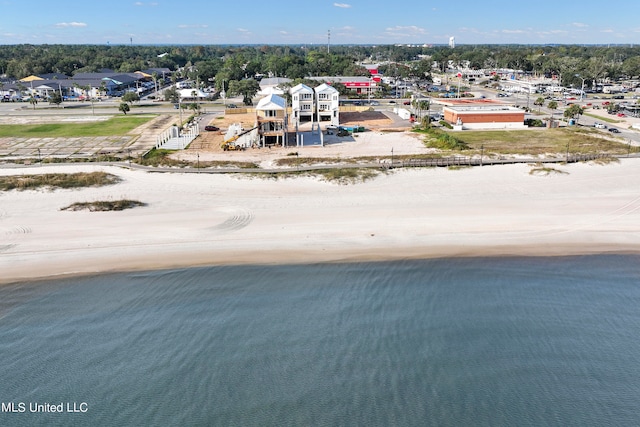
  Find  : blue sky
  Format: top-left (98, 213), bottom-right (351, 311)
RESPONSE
top-left (2, 0), bottom-right (639, 45)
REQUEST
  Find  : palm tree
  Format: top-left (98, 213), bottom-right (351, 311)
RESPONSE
top-left (547, 100), bottom-right (558, 122)
top-left (534, 97), bottom-right (545, 113)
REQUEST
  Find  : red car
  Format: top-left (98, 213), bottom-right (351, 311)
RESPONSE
top-left (403, 101), bottom-right (411, 105)
top-left (617, 113), bottom-right (626, 117)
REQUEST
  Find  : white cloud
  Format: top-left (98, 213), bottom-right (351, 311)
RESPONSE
top-left (280, 31), bottom-right (289, 35)
top-left (572, 22), bottom-right (589, 28)
top-left (134, 2), bottom-right (158, 5)
top-left (334, 3), bottom-right (351, 8)
top-left (501, 29), bottom-right (526, 34)
top-left (601, 29), bottom-right (614, 33)
top-left (384, 25), bottom-right (427, 37)
top-left (55, 22), bottom-right (87, 28)
top-left (177, 24), bottom-right (209, 29)
top-left (237, 28), bottom-right (251, 33)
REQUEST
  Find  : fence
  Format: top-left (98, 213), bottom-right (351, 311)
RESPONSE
top-left (384, 153), bottom-right (613, 169)
top-left (155, 123), bottom-right (200, 150)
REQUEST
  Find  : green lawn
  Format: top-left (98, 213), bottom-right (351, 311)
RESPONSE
top-left (0, 116), bottom-right (155, 137)
top-left (432, 127), bottom-right (631, 156)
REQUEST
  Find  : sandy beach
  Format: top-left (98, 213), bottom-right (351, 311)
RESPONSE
top-left (1, 156), bottom-right (640, 284)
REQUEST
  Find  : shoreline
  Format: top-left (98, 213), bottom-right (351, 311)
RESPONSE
top-left (2, 160), bottom-right (640, 284)
top-left (3, 245), bottom-right (640, 286)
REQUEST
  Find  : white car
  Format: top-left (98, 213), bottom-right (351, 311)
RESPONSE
top-left (594, 123), bottom-right (606, 129)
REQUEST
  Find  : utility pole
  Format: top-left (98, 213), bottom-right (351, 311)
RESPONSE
top-left (327, 30), bottom-right (330, 54)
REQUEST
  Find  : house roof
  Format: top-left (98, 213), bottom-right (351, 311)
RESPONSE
top-left (309, 76), bottom-right (372, 84)
top-left (259, 77), bottom-right (292, 88)
top-left (258, 86), bottom-right (284, 96)
top-left (256, 94), bottom-right (286, 110)
top-left (72, 73), bottom-right (141, 85)
top-left (443, 105), bottom-right (524, 114)
top-left (178, 88), bottom-right (207, 98)
top-left (19, 75), bottom-right (44, 82)
top-left (38, 73), bottom-right (70, 80)
top-left (314, 83), bottom-right (338, 94)
top-left (290, 83), bottom-right (313, 94)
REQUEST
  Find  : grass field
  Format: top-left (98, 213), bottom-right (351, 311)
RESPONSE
top-left (0, 116), bottom-right (155, 138)
top-left (430, 127), bottom-right (631, 156)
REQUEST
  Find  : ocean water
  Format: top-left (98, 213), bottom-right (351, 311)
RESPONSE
top-left (1, 256), bottom-right (640, 427)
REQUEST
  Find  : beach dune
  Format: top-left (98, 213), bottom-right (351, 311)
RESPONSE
top-left (1, 161), bottom-right (640, 284)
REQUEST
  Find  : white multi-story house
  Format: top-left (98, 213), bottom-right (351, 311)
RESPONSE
top-left (255, 93), bottom-right (288, 147)
top-left (290, 83), bottom-right (315, 126)
top-left (314, 83), bottom-right (339, 126)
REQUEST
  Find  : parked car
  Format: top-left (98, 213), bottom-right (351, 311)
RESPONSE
top-left (204, 125), bottom-right (219, 131)
top-left (608, 128), bottom-right (621, 133)
top-left (227, 104), bottom-right (238, 108)
top-left (617, 113), bottom-right (626, 117)
top-left (403, 101), bottom-right (411, 105)
top-left (612, 95), bottom-right (624, 99)
top-left (594, 123), bottom-right (606, 129)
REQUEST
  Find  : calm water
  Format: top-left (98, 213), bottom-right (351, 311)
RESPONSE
top-left (1, 256), bottom-right (640, 426)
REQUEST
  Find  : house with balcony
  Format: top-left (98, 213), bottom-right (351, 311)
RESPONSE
top-left (255, 94), bottom-right (288, 147)
top-left (314, 83), bottom-right (339, 126)
top-left (290, 83), bottom-right (315, 126)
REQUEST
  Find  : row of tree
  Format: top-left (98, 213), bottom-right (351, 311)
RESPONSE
top-left (2, 44), bottom-right (638, 103)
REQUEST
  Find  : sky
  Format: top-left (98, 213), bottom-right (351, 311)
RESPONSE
top-left (1, 0), bottom-right (639, 46)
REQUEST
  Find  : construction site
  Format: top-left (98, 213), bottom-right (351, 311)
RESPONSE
top-left (188, 110), bottom-right (410, 153)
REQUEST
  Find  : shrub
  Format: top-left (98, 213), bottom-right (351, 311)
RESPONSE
top-left (525, 118), bottom-right (545, 127)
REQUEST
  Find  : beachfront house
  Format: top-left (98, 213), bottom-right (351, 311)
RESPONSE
top-left (255, 93), bottom-right (288, 147)
top-left (314, 83), bottom-right (340, 126)
top-left (290, 83), bottom-right (315, 126)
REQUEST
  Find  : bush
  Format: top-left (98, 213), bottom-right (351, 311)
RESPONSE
top-left (419, 127), bottom-right (469, 151)
top-left (439, 120), bottom-right (453, 129)
top-left (525, 118), bottom-right (545, 127)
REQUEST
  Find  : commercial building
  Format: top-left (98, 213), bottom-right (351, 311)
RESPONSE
top-left (442, 104), bottom-right (526, 130)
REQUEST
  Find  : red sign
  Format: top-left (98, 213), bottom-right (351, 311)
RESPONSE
top-left (457, 72), bottom-right (462, 78)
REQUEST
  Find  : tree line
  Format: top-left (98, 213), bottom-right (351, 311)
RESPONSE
top-left (1, 43), bottom-right (639, 92)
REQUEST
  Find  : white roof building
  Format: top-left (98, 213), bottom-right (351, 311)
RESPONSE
top-left (314, 83), bottom-right (340, 126)
top-left (290, 83), bottom-right (315, 125)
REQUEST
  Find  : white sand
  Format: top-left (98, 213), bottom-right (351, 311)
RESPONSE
top-left (2, 159), bottom-right (640, 284)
